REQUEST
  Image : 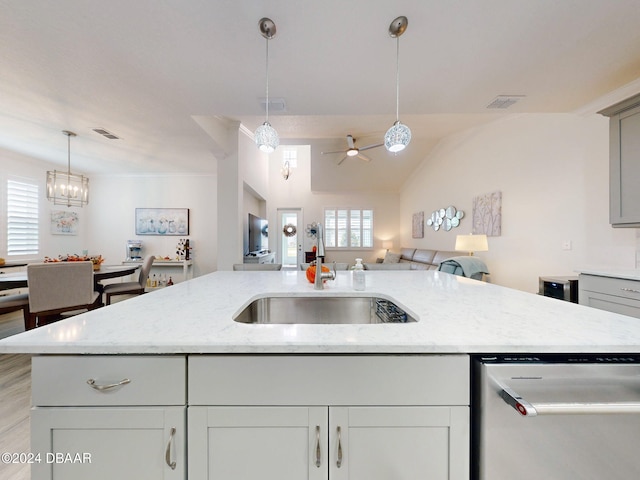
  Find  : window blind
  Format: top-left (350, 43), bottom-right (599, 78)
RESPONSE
top-left (7, 179), bottom-right (39, 256)
top-left (324, 208), bottom-right (373, 249)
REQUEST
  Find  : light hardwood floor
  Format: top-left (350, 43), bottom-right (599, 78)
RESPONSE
top-left (0, 311), bottom-right (31, 480)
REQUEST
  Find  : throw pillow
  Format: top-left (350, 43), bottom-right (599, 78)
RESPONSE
top-left (383, 252), bottom-right (401, 263)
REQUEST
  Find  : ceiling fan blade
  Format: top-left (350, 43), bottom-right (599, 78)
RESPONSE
top-left (336, 155), bottom-right (349, 165)
top-left (321, 149), bottom-right (346, 155)
top-left (358, 142), bottom-right (384, 152)
top-left (357, 153), bottom-right (372, 162)
top-left (347, 135), bottom-right (355, 149)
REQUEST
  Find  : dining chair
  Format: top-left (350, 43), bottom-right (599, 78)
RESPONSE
top-left (27, 262), bottom-right (101, 327)
top-left (232, 263), bottom-right (282, 271)
top-left (0, 293), bottom-right (32, 330)
top-left (102, 255), bottom-right (155, 305)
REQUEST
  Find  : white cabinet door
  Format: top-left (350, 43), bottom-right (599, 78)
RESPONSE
top-left (329, 406), bottom-right (469, 480)
top-left (31, 406), bottom-right (185, 480)
top-left (189, 406), bottom-right (328, 480)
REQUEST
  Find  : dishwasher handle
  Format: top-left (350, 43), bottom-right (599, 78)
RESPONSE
top-left (500, 387), bottom-right (640, 417)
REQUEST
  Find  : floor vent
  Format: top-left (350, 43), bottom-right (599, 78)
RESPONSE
top-left (92, 128), bottom-right (120, 140)
top-left (486, 95), bottom-right (525, 109)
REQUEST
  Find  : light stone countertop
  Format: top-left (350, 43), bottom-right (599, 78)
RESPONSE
top-left (1, 270), bottom-right (640, 354)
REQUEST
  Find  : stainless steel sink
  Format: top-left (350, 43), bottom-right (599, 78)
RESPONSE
top-left (233, 296), bottom-right (416, 324)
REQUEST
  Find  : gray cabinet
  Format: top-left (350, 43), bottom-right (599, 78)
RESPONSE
top-left (599, 94), bottom-right (640, 227)
top-left (188, 355), bottom-right (470, 480)
top-left (579, 274), bottom-right (640, 318)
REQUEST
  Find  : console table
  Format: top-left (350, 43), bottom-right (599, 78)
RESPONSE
top-left (123, 259), bottom-right (193, 283)
top-left (243, 252), bottom-right (275, 264)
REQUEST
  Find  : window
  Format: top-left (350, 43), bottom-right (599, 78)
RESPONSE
top-left (7, 178), bottom-right (39, 256)
top-left (324, 208), bottom-right (373, 249)
top-left (282, 149), bottom-right (297, 168)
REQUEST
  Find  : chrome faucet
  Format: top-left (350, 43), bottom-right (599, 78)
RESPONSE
top-left (314, 223), bottom-right (336, 290)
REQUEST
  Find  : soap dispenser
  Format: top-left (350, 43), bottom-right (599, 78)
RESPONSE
top-left (353, 258), bottom-right (365, 291)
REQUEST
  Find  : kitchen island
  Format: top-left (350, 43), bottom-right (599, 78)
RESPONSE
top-left (2, 269), bottom-right (640, 354)
top-left (1, 270), bottom-right (639, 480)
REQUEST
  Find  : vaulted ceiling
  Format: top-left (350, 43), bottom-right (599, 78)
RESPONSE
top-left (2, 0), bottom-right (640, 191)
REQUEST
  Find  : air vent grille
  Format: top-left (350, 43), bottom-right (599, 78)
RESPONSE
top-left (259, 97), bottom-right (287, 113)
top-left (92, 128), bottom-right (120, 140)
top-left (486, 95), bottom-right (525, 109)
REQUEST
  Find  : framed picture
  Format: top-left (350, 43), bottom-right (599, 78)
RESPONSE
top-left (472, 191), bottom-right (502, 236)
top-left (51, 210), bottom-right (79, 235)
top-left (412, 211), bottom-right (424, 238)
top-left (135, 208), bottom-right (189, 235)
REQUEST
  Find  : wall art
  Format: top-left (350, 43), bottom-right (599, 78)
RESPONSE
top-left (426, 206), bottom-right (464, 232)
top-left (51, 210), bottom-right (79, 235)
top-left (412, 211), bottom-right (424, 238)
top-left (135, 208), bottom-right (189, 235)
top-left (472, 191), bottom-right (502, 236)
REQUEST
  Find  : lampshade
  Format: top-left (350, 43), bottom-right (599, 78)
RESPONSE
top-left (455, 234), bottom-right (488, 256)
top-left (382, 241), bottom-right (393, 251)
top-left (255, 122), bottom-right (279, 153)
top-left (384, 121), bottom-right (412, 153)
top-left (46, 131), bottom-right (89, 207)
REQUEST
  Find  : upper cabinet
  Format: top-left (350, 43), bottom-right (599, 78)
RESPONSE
top-left (600, 94), bottom-right (640, 227)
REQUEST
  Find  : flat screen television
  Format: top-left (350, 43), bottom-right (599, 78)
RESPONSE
top-left (248, 213), bottom-right (269, 254)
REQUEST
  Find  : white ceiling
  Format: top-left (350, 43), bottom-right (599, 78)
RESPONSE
top-left (2, 0), bottom-right (640, 191)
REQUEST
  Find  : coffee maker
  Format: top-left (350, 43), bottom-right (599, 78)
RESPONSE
top-left (126, 240), bottom-right (142, 260)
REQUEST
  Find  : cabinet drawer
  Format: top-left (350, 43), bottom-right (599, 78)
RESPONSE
top-left (578, 290), bottom-right (640, 319)
top-left (189, 354), bottom-right (469, 406)
top-left (32, 355), bottom-right (186, 406)
top-left (579, 275), bottom-right (640, 302)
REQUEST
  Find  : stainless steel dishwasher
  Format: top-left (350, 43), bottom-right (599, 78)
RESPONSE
top-left (472, 354), bottom-right (640, 479)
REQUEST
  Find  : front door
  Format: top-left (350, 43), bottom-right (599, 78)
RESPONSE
top-left (278, 209), bottom-right (304, 269)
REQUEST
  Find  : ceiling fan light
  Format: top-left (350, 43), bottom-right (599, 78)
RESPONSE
top-left (384, 121), bottom-right (411, 153)
top-left (346, 148), bottom-right (359, 157)
top-left (255, 122), bottom-right (279, 153)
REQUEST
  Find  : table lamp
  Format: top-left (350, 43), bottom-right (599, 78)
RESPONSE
top-left (382, 241), bottom-right (393, 252)
top-left (455, 234), bottom-right (488, 256)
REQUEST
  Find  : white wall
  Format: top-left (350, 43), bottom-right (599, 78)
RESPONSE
top-left (86, 174), bottom-right (217, 277)
top-left (268, 144), bottom-right (400, 266)
top-left (400, 113), bottom-right (637, 292)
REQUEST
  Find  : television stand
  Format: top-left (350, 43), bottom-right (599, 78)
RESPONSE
top-left (243, 252), bottom-right (275, 264)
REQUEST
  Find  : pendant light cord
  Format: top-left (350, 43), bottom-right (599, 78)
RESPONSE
top-left (265, 36), bottom-right (270, 123)
top-left (395, 36), bottom-right (400, 122)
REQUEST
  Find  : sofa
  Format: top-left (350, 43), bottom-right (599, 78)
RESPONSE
top-left (364, 248), bottom-right (458, 270)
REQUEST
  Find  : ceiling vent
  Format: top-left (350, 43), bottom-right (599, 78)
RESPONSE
top-left (259, 97), bottom-right (287, 113)
top-left (486, 95), bottom-right (526, 109)
top-left (92, 128), bottom-right (120, 140)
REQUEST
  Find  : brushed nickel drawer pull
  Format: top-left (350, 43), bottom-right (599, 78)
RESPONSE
top-left (165, 427), bottom-right (177, 470)
top-left (315, 425), bottom-right (321, 467)
top-left (86, 378), bottom-right (131, 391)
top-left (621, 287), bottom-right (640, 294)
top-left (336, 426), bottom-right (343, 468)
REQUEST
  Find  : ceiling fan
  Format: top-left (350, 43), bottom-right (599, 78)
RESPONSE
top-left (321, 135), bottom-right (383, 165)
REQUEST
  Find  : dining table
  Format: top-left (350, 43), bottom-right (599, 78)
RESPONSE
top-left (0, 264), bottom-right (140, 292)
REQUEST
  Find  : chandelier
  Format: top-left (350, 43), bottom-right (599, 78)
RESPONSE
top-left (254, 18), bottom-right (279, 154)
top-left (46, 130), bottom-right (89, 207)
top-left (384, 16), bottom-right (411, 153)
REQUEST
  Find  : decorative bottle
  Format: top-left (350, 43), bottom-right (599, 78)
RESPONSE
top-left (353, 258), bottom-right (365, 291)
